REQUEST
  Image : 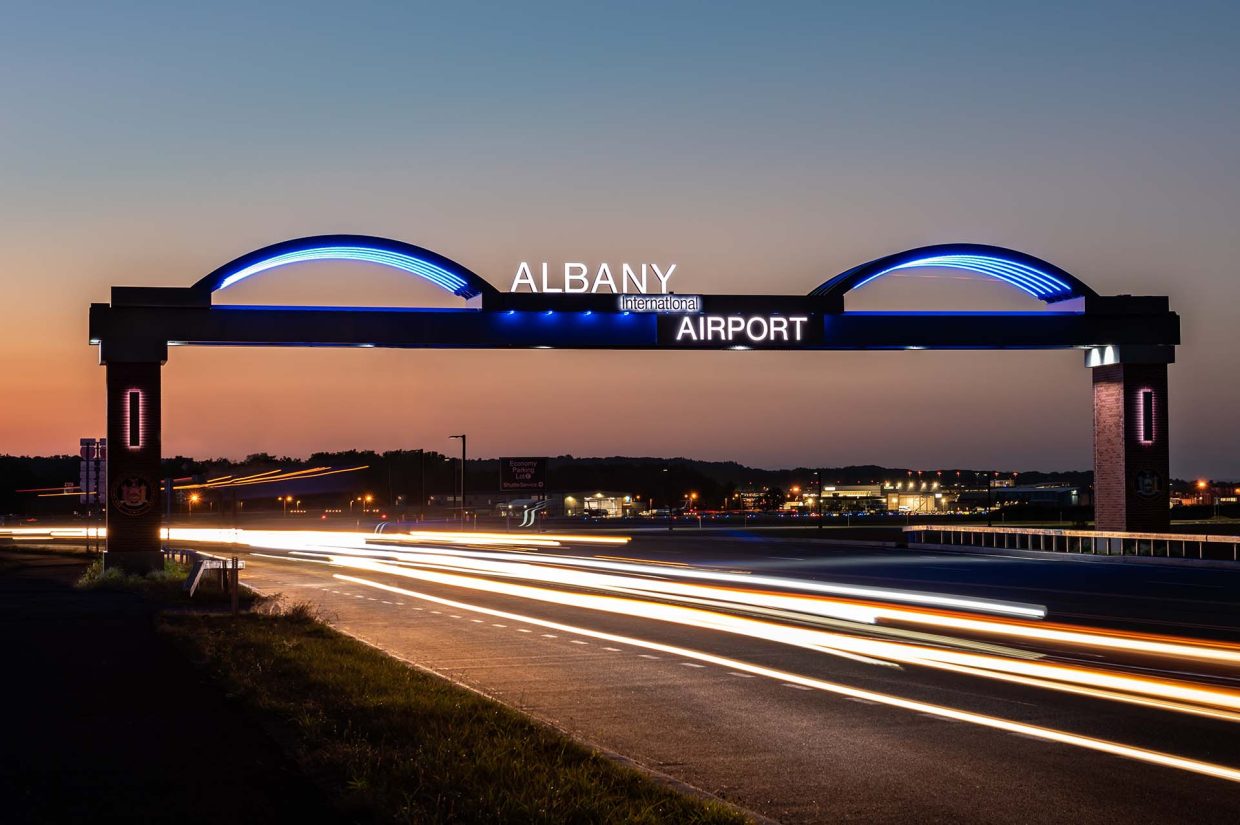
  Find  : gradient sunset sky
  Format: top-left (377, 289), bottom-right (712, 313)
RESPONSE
top-left (1, 1), bottom-right (1237, 476)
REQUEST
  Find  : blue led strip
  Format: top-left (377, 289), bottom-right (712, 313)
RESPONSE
top-left (217, 246), bottom-right (470, 294)
top-left (852, 254), bottom-right (1073, 300)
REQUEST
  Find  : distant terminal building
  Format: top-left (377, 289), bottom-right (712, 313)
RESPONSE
top-left (880, 481), bottom-right (955, 514)
top-left (791, 482), bottom-right (957, 514)
top-left (488, 491), bottom-right (639, 519)
top-left (809, 484), bottom-right (889, 513)
top-left (956, 483), bottom-right (1088, 511)
top-left (561, 492), bottom-right (638, 517)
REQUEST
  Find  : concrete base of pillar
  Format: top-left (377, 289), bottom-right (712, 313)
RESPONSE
top-left (105, 551), bottom-right (165, 575)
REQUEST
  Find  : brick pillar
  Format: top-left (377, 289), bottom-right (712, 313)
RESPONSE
top-left (105, 361), bottom-right (163, 572)
top-left (1092, 362), bottom-right (1169, 532)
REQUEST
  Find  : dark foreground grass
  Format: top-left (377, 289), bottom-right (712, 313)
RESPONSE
top-left (75, 556), bottom-right (259, 607)
top-left (159, 610), bottom-right (752, 824)
top-left (76, 556), bottom-right (190, 598)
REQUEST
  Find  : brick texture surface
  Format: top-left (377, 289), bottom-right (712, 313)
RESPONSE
top-left (1093, 363), bottom-right (1170, 531)
top-left (105, 361), bottom-right (163, 570)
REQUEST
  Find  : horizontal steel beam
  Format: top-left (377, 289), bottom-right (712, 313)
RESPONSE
top-left (89, 303), bottom-right (1179, 360)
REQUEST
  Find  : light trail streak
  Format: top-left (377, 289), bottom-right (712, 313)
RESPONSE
top-left (365, 533), bottom-right (1046, 618)
top-left (251, 534), bottom-right (1240, 668)
top-left (310, 554), bottom-right (1240, 719)
top-left (334, 573), bottom-right (1240, 785)
top-left (8, 526), bottom-right (1236, 671)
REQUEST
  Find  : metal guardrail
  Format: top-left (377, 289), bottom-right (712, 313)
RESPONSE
top-left (166, 549), bottom-right (245, 611)
top-left (904, 524), bottom-right (1240, 562)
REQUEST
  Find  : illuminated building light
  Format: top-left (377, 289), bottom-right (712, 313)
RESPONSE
top-left (124, 388), bottom-right (144, 450)
top-left (214, 245), bottom-right (471, 295)
top-left (1138, 388), bottom-right (1156, 444)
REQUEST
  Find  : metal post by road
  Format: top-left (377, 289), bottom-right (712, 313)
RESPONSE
top-left (230, 556), bottom-right (239, 616)
top-left (987, 475), bottom-right (994, 527)
top-left (417, 448), bottom-right (425, 522)
top-left (450, 434), bottom-right (466, 528)
top-left (817, 469), bottom-right (824, 530)
top-left (663, 467), bottom-right (672, 533)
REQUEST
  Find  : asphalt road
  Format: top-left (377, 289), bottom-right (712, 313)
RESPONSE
top-left (228, 532), bottom-right (1240, 824)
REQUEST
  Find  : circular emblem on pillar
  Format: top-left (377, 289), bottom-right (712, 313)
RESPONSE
top-left (1133, 469), bottom-right (1162, 498)
top-left (112, 476), bottom-right (154, 516)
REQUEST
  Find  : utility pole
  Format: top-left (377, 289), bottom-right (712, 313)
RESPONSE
top-left (417, 448), bottom-right (425, 522)
top-left (663, 466), bottom-right (672, 532)
top-left (987, 472), bottom-right (996, 527)
top-left (449, 435), bottom-right (466, 527)
top-left (817, 469), bottom-right (824, 530)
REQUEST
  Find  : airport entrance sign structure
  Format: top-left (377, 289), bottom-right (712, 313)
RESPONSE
top-left (90, 235), bottom-right (1179, 571)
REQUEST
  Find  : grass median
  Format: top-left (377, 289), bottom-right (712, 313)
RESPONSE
top-left (159, 606), bottom-right (752, 824)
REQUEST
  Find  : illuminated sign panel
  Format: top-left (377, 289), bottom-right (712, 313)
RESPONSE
top-left (511, 262), bottom-right (677, 293)
top-left (1138, 389), bottom-right (1155, 445)
top-left (618, 294), bottom-right (702, 313)
top-left (658, 314), bottom-right (821, 348)
top-left (500, 457), bottom-right (548, 491)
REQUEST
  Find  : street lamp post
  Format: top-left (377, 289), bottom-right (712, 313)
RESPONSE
top-left (816, 469), bottom-right (824, 530)
top-left (450, 434), bottom-right (467, 527)
top-left (416, 448), bottom-right (426, 522)
top-left (663, 466), bottom-right (672, 533)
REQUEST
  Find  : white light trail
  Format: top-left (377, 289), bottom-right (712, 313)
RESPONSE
top-left (335, 573), bottom-right (1240, 785)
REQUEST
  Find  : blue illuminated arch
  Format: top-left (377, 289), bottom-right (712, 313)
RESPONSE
top-left (192, 235), bottom-right (498, 301)
top-left (810, 244), bottom-right (1097, 304)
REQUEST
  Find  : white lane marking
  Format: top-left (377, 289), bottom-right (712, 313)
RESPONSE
top-left (334, 573), bottom-right (1240, 786)
top-left (728, 671), bottom-right (756, 678)
top-left (570, 640), bottom-right (589, 645)
top-left (783, 683), bottom-right (814, 691)
top-left (541, 634), bottom-right (558, 638)
top-left (603, 647), bottom-right (622, 652)
top-left (381, 600), bottom-right (394, 605)
top-left (517, 629), bottom-right (532, 633)
top-left (847, 697), bottom-right (879, 706)
top-left (681, 662), bottom-right (706, 669)
top-left (492, 624), bottom-right (507, 628)
top-left (471, 619), bottom-right (484, 623)
top-left (639, 654), bottom-right (660, 660)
